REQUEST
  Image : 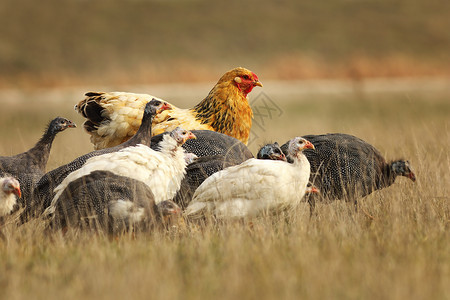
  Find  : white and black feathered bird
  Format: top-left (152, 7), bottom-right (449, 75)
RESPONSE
top-left (279, 133), bottom-right (416, 211)
top-left (162, 130), bottom-right (254, 209)
top-left (185, 137), bottom-right (314, 219)
top-left (0, 177), bottom-right (21, 217)
top-left (26, 100), bottom-right (170, 222)
top-left (51, 170), bottom-right (181, 233)
top-left (46, 127), bottom-right (196, 217)
top-left (0, 117), bottom-right (75, 203)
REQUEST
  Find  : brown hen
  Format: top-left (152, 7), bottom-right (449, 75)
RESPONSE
top-left (75, 67), bottom-right (262, 149)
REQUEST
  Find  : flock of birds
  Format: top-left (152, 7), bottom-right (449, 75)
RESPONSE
top-left (0, 67), bottom-right (416, 233)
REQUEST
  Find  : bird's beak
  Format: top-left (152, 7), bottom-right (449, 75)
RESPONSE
top-left (160, 102), bottom-right (172, 112)
top-left (408, 172), bottom-right (416, 182)
top-left (185, 132), bottom-right (196, 142)
top-left (68, 121), bottom-right (77, 128)
top-left (270, 153), bottom-right (286, 161)
top-left (13, 187), bottom-right (21, 198)
top-left (309, 186), bottom-right (320, 194)
top-left (253, 80), bottom-right (263, 87)
top-left (302, 140), bottom-right (315, 150)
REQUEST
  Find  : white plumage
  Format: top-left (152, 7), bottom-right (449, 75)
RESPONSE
top-left (185, 137), bottom-right (315, 219)
top-left (47, 128), bottom-right (196, 216)
top-left (0, 177), bottom-right (21, 217)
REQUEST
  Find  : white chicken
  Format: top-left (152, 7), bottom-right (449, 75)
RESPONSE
top-left (185, 137), bottom-right (314, 219)
top-left (46, 127), bottom-right (196, 216)
top-left (0, 177), bottom-right (21, 217)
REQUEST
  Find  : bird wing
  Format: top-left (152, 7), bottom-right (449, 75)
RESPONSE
top-left (186, 159), bottom-right (299, 218)
top-left (50, 145), bottom-right (165, 210)
top-left (76, 92), bottom-right (167, 149)
top-left (76, 92), bottom-right (214, 150)
top-left (151, 107), bottom-right (214, 136)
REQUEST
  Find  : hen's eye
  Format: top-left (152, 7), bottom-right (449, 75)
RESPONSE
top-left (242, 75), bottom-right (250, 80)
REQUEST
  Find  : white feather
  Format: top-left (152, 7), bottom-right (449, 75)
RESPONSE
top-left (46, 134), bottom-right (187, 216)
top-left (108, 200), bottom-right (145, 224)
top-left (185, 155), bottom-right (311, 219)
top-left (0, 178), bottom-right (18, 217)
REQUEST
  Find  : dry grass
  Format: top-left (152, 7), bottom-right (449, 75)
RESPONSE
top-left (0, 82), bottom-right (449, 300)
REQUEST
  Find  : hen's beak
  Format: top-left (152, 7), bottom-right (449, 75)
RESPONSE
top-left (67, 121), bottom-right (77, 128)
top-left (13, 186), bottom-right (21, 198)
top-left (408, 172), bottom-right (416, 182)
top-left (253, 80), bottom-right (263, 87)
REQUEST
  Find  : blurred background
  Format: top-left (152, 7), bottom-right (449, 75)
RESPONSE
top-left (0, 0), bottom-right (449, 161)
top-left (1, 0), bottom-right (449, 88)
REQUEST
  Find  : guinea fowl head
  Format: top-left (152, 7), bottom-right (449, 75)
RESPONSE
top-left (157, 200), bottom-right (182, 217)
top-left (305, 183), bottom-right (320, 195)
top-left (170, 127), bottom-right (197, 146)
top-left (144, 99), bottom-right (172, 116)
top-left (257, 142), bottom-right (287, 161)
top-left (391, 160), bottom-right (416, 182)
top-left (220, 67), bottom-right (263, 96)
top-left (1, 177), bottom-right (21, 199)
top-left (48, 117), bottom-right (77, 134)
top-left (288, 137), bottom-right (315, 157)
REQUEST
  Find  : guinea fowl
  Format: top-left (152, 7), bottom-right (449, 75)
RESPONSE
top-left (185, 137), bottom-right (314, 219)
top-left (24, 100), bottom-right (170, 222)
top-left (46, 127), bottom-right (196, 217)
top-left (279, 133), bottom-right (416, 212)
top-left (0, 177), bottom-right (21, 217)
top-left (256, 142), bottom-right (287, 161)
top-left (51, 170), bottom-right (182, 233)
top-left (154, 130), bottom-right (254, 209)
top-left (75, 67), bottom-right (262, 149)
top-left (0, 117), bottom-right (76, 203)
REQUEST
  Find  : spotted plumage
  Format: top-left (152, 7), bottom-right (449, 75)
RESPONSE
top-left (24, 100), bottom-right (169, 222)
top-left (279, 133), bottom-right (416, 211)
top-left (51, 170), bottom-right (181, 233)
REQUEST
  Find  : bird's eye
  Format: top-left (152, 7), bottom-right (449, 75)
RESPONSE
top-left (242, 75), bottom-right (250, 80)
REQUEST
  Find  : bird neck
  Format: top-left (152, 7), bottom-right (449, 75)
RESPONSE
top-left (159, 134), bottom-right (182, 157)
top-left (292, 152), bottom-right (309, 167)
top-left (124, 111), bottom-right (154, 147)
top-left (192, 81), bottom-right (253, 144)
top-left (380, 163), bottom-right (397, 187)
top-left (24, 127), bottom-right (57, 170)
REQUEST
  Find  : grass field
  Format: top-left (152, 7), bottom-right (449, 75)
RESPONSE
top-left (0, 81), bottom-right (448, 300)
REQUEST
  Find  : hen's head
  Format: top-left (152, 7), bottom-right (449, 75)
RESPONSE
top-left (218, 67), bottom-right (262, 96)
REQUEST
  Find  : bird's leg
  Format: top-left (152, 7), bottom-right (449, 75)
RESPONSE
top-left (353, 199), bottom-right (358, 213)
top-left (308, 197), bottom-right (316, 217)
